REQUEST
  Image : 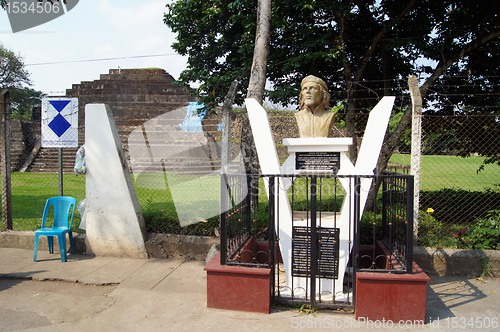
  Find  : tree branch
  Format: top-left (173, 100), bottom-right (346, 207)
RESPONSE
top-left (354, 0), bottom-right (419, 81)
top-left (420, 28), bottom-right (500, 98)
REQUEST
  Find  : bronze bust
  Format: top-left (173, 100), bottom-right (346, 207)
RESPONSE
top-left (295, 75), bottom-right (335, 138)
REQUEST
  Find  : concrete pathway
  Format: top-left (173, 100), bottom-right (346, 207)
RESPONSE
top-left (1, 248), bottom-right (500, 331)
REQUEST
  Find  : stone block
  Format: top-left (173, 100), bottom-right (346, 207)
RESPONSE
top-left (204, 252), bottom-right (272, 314)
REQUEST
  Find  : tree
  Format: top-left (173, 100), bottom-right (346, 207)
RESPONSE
top-left (0, 43), bottom-right (31, 90)
top-left (9, 87), bottom-right (45, 120)
top-left (1, 44), bottom-right (42, 120)
top-left (241, 0), bottom-right (271, 177)
top-left (164, 0), bottom-right (256, 107)
top-left (164, 0), bottom-right (500, 174)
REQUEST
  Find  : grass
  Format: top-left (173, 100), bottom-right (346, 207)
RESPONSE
top-left (390, 154), bottom-right (500, 191)
top-left (132, 172), bottom-right (223, 235)
top-left (5, 153), bottom-right (499, 236)
top-left (9, 173), bottom-right (86, 232)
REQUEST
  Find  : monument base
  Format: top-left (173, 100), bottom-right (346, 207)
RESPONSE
top-left (355, 264), bottom-right (429, 322)
top-left (205, 252), bottom-right (272, 314)
top-left (355, 241), bottom-right (430, 322)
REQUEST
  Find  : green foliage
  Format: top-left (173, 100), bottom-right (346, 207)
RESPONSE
top-left (420, 188), bottom-right (500, 226)
top-left (462, 210), bottom-right (500, 250)
top-left (164, 0), bottom-right (256, 107)
top-left (417, 210), bottom-right (445, 247)
top-left (297, 304), bottom-right (317, 315)
top-left (8, 173), bottom-right (85, 232)
top-left (0, 43), bottom-right (31, 89)
top-left (391, 154), bottom-right (500, 192)
top-left (142, 201), bottom-right (220, 236)
top-left (9, 87), bottom-right (45, 120)
top-left (479, 255), bottom-right (494, 279)
top-left (416, 210), bottom-right (464, 248)
top-left (359, 212), bottom-right (383, 245)
top-left (417, 207), bottom-right (500, 250)
top-left (388, 111), bottom-right (411, 152)
top-left (164, 0), bottom-right (500, 112)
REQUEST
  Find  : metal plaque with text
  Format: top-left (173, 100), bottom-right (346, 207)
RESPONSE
top-left (296, 152), bottom-right (340, 173)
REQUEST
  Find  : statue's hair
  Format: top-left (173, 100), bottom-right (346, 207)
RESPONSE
top-left (299, 76), bottom-right (331, 112)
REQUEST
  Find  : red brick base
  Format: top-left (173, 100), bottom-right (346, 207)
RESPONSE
top-left (204, 253), bottom-right (272, 314)
top-left (355, 262), bottom-right (430, 322)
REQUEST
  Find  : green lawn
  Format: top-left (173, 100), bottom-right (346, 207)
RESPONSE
top-left (5, 171), bottom-right (224, 233)
top-left (9, 173), bottom-right (86, 232)
top-left (5, 154), bottom-right (498, 233)
top-left (390, 154), bottom-right (500, 191)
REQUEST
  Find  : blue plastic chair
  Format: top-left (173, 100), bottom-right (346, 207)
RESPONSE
top-left (33, 196), bottom-right (77, 262)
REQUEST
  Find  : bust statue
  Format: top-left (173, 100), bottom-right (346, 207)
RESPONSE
top-left (295, 75), bottom-right (335, 138)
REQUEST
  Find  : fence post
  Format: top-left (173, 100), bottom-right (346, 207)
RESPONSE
top-left (408, 76), bottom-right (422, 239)
top-left (220, 173), bottom-right (229, 265)
top-left (352, 176), bottom-right (361, 309)
top-left (406, 176), bottom-right (414, 273)
top-left (268, 176), bottom-right (276, 298)
top-left (221, 80), bottom-right (238, 174)
top-left (0, 89), bottom-right (12, 231)
top-left (246, 175), bottom-right (252, 237)
top-left (310, 175), bottom-right (318, 306)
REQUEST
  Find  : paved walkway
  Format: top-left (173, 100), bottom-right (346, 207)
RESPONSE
top-left (1, 248), bottom-right (499, 331)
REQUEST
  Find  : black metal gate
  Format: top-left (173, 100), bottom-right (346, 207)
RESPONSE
top-left (220, 173), bottom-right (414, 311)
top-left (273, 175), bottom-right (356, 310)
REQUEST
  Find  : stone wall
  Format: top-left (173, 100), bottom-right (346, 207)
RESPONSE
top-left (66, 68), bottom-right (196, 126)
top-left (16, 69), bottom-right (199, 173)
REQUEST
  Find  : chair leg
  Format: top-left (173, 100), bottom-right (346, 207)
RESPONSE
top-left (68, 232), bottom-right (75, 254)
top-left (33, 234), bottom-right (39, 262)
top-left (48, 236), bottom-right (54, 254)
top-left (58, 235), bottom-right (67, 262)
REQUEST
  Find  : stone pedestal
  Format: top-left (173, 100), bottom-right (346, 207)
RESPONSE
top-left (279, 138), bottom-right (354, 298)
top-left (85, 104), bottom-right (148, 258)
top-left (282, 137), bottom-right (353, 175)
top-left (356, 264), bottom-right (430, 322)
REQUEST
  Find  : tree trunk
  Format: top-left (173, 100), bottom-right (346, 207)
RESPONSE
top-left (240, 0), bottom-right (271, 206)
top-left (363, 82), bottom-right (414, 214)
top-left (241, 0), bottom-right (271, 172)
top-left (246, 0), bottom-right (271, 104)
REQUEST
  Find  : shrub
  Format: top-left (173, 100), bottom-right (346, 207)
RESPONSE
top-left (359, 212), bottom-right (383, 245)
top-left (463, 210), bottom-right (500, 250)
top-left (420, 189), bottom-right (500, 225)
top-left (417, 210), bottom-right (447, 247)
top-left (142, 201), bottom-right (220, 236)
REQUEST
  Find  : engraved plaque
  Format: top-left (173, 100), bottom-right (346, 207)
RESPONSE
top-left (292, 226), bottom-right (340, 279)
top-left (296, 152), bottom-right (340, 173)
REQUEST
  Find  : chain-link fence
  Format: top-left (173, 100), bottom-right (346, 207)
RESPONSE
top-left (394, 114), bottom-right (500, 250)
top-left (114, 107), bottom-right (235, 237)
top-left (6, 118), bottom-right (85, 232)
top-left (2, 106), bottom-right (229, 236)
top-left (2, 77), bottom-right (499, 251)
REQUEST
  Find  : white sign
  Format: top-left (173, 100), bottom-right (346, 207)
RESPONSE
top-left (41, 98), bottom-right (79, 148)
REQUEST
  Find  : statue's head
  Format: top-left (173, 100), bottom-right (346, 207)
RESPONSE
top-left (299, 75), bottom-right (331, 113)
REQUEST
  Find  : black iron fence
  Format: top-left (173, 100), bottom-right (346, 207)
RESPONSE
top-left (357, 173), bottom-right (414, 274)
top-left (220, 173), bottom-right (414, 309)
top-left (220, 174), bottom-right (276, 268)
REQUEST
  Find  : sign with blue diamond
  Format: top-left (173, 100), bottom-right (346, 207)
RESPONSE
top-left (41, 98), bottom-right (79, 148)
